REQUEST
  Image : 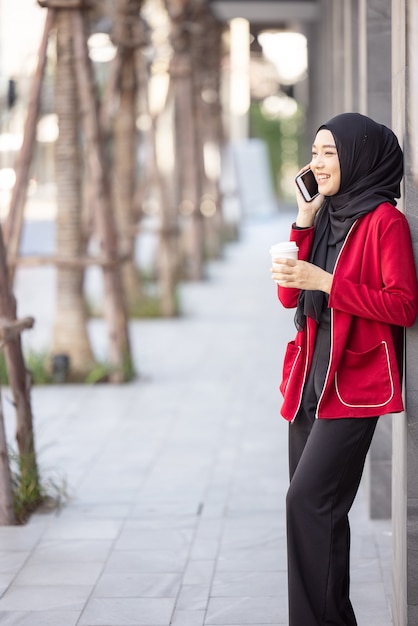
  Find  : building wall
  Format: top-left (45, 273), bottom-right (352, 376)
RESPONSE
top-left (392, 0), bottom-right (418, 623)
top-left (391, 3), bottom-right (407, 624)
top-left (375, 0), bottom-right (418, 622)
top-left (393, 153), bottom-right (418, 618)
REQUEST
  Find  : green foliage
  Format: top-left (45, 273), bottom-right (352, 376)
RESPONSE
top-left (129, 290), bottom-right (181, 319)
top-left (250, 103), bottom-right (283, 194)
top-left (8, 448), bottom-right (68, 524)
top-left (26, 352), bottom-right (54, 384)
top-left (0, 351), bottom-right (8, 386)
top-left (83, 352), bottom-right (136, 385)
top-left (122, 352), bottom-right (135, 382)
top-left (0, 349), bottom-right (137, 387)
top-left (0, 351), bottom-right (53, 386)
top-left (84, 362), bottom-right (112, 384)
top-left (125, 271), bottom-right (181, 319)
top-left (129, 293), bottom-right (165, 318)
top-left (87, 286), bottom-right (180, 320)
top-left (249, 102), bottom-right (304, 200)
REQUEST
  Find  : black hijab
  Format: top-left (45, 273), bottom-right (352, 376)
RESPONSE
top-left (295, 112), bottom-right (404, 330)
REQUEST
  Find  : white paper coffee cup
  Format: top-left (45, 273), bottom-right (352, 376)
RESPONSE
top-left (270, 242), bottom-right (299, 284)
top-left (270, 241), bottom-right (299, 261)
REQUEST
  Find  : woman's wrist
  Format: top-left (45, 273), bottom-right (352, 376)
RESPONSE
top-left (322, 272), bottom-right (333, 294)
top-left (295, 214), bottom-right (315, 228)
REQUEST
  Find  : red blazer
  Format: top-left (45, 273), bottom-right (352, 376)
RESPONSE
top-left (278, 203), bottom-right (418, 421)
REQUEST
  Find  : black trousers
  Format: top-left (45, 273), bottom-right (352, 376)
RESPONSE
top-left (286, 327), bottom-right (378, 626)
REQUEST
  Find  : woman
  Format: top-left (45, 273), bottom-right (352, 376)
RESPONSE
top-left (271, 112), bottom-right (418, 626)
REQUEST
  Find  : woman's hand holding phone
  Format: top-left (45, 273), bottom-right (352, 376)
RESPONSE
top-left (294, 166), bottom-right (324, 228)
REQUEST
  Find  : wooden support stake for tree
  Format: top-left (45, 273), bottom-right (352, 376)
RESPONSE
top-left (9, 254), bottom-right (129, 269)
top-left (38, 0), bottom-right (85, 8)
top-left (100, 50), bottom-right (123, 135)
top-left (72, 10), bottom-right (132, 381)
top-left (0, 317), bottom-right (35, 344)
top-left (0, 388), bottom-right (15, 525)
top-left (131, 36), bottom-right (180, 317)
top-left (4, 8), bottom-right (55, 276)
top-left (166, 0), bottom-right (205, 281)
top-left (0, 224), bottom-right (39, 500)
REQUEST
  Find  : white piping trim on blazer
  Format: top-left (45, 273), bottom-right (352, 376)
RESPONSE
top-left (283, 346), bottom-right (302, 396)
top-left (291, 321), bottom-right (311, 423)
top-left (334, 341), bottom-right (394, 408)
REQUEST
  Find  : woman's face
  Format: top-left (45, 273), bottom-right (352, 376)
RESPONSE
top-left (311, 129), bottom-right (341, 196)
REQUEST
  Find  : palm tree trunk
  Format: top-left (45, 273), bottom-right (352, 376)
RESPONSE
top-left (114, 50), bottom-right (141, 309)
top-left (143, 62), bottom-right (180, 317)
top-left (165, 0), bottom-right (204, 281)
top-left (52, 9), bottom-right (96, 378)
top-left (152, 103), bottom-right (179, 317)
top-left (191, 6), bottom-right (224, 258)
top-left (111, 0), bottom-right (146, 313)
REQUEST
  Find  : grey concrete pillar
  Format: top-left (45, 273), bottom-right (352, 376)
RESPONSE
top-left (364, 416), bottom-right (393, 518)
top-left (331, 0), bottom-right (345, 113)
top-left (304, 20), bottom-right (322, 161)
top-left (358, 0), bottom-right (392, 124)
top-left (349, 0), bottom-right (360, 111)
top-left (311, 0), bottom-right (359, 118)
top-left (301, 1), bottom-right (332, 163)
top-left (392, 0), bottom-right (418, 623)
top-left (357, 0), bottom-right (393, 520)
top-left (318, 0), bottom-right (338, 120)
top-left (365, 0), bottom-right (392, 126)
top-left (304, 0), bottom-right (348, 159)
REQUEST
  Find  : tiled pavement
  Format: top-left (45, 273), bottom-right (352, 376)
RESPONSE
top-left (0, 214), bottom-right (393, 625)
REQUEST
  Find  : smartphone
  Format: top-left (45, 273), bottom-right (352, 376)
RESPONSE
top-left (295, 168), bottom-right (319, 202)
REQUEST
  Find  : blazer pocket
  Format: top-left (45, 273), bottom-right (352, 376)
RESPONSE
top-left (280, 341), bottom-right (302, 396)
top-left (335, 341), bottom-right (394, 408)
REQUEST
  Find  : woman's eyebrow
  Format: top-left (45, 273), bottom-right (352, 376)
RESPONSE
top-left (312, 144), bottom-right (337, 149)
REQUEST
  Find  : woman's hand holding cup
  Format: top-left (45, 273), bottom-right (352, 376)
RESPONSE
top-left (270, 242), bottom-right (299, 286)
